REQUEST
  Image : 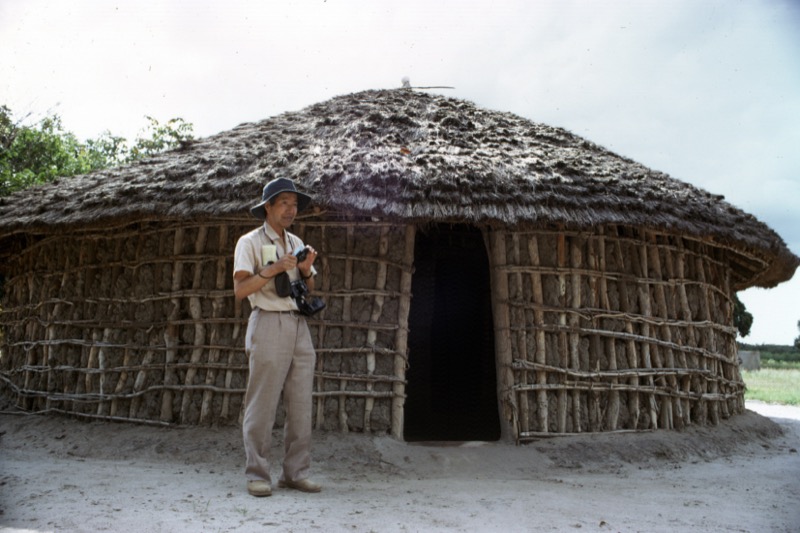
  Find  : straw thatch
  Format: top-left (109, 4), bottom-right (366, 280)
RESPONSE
top-left (0, 89), bottom-right (797, 441)
top-left (1, 89), bottom-right (795, 288)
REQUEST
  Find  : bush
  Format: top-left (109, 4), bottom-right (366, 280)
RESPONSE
top-left (738, 343), bottom-right (800, 365)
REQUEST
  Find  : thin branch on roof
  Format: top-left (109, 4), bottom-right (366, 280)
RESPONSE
top-left (400, 76), bottom-right (454, 90)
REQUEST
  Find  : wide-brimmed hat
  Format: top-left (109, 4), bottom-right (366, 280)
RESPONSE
top-left (250, 178), bottom-right (312, 219)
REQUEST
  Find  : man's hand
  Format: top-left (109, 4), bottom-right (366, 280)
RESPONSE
top-left (275, 253), bottom-right (297, 272)
top-left (297, 246), bottom-right (318, 272)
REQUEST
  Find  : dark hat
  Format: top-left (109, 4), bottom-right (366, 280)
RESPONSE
top-left (250, 178), bottom-right (312, 219)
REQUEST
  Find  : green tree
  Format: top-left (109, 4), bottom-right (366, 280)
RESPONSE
top-left (733, 294), bottom-right (753, 338)
top-left (1, 106), bottom-right (102, 195)
top-left (795, 320), bottom-right (799, 350)
top-left (126, 116), bottom-right (194, 162)
top-left (0, 106), bottom-right (193, 196)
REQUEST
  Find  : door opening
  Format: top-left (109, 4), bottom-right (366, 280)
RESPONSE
top-left (404, 225), bottom-right (500, 442)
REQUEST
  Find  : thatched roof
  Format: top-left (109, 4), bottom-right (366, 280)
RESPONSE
top-left (0, 89), bottom-right (796, 288)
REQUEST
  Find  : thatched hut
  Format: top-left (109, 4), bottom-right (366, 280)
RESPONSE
top-left (1, 89), bottom-right (797, 442)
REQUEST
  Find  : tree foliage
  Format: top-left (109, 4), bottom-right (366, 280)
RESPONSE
top-left (733, 293), bottom-right (753, 338)
top-left (795, 320), bottom-right (800, 350)
top-left (126, 116), bottom-right (194, 162)
top-left (0, 105), bottom-right (193, 196)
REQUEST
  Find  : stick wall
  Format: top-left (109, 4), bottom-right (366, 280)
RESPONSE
top-left (0, 217), bottom-right (414, 436)
top-left (0, 220), bottom-right (745, 440)
top-left (487, 226), bottom-right (745, 441)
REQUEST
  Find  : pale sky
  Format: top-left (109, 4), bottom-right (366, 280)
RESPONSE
top-left (1, 0), bottom-right (798, 344)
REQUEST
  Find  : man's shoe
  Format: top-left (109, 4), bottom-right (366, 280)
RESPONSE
top-left (247, 480), bottom-right (272, 497)
top-left (278, 478), bottom-right (322, 493)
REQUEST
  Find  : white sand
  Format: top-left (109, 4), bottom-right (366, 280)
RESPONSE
top-left (1, 400), bottom-right (798, 532)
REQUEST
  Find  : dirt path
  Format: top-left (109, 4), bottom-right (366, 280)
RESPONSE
top-left (1, 400), bottom-right (798, 532)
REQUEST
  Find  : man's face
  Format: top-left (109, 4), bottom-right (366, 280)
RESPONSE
top-left (265, 192), bottom-right (299, 231)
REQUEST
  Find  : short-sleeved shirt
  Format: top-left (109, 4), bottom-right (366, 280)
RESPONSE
top-left (233, 223), bottom-right (317, 312)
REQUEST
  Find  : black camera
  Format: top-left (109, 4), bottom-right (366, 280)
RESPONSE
top-left (290, 279), bottom-right (326, 316)
top-left (293, 245), bottom-right (309, 263)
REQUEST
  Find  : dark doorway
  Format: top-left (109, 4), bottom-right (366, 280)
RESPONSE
top-left (404, 225), bottom-right (500, 442)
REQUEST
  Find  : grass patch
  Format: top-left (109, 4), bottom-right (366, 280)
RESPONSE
top-left (742, 365), bottom-right (800, 406)
top-left (738, 344), bottom-right (800, 406)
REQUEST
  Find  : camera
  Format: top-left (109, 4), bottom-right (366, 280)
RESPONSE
top-left (293, 245), bottom-right (309, 263)
top-left (290, 279), bottom-right (326, 316)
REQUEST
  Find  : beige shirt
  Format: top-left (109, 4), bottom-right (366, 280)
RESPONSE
top-left (233, 224), bottom-right (316, 312)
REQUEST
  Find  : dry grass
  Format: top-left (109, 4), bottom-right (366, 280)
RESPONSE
top-left (742, 365), bottom-right (800, 405)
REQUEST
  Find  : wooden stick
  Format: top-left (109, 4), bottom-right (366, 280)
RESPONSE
top-left (569, 237), bottom-right (582, 433)
top-left (200, 225), bottom-right (228, 424)
top-left (180, 225), bottom-right (209, 423)
top-left (528, 235), bottom-right (549, 434)
top-left (696, 253), bottom-right (722, 424)
top-left (220, 296), bottom-right (242, 422)
top-left (633, 235), bottom-right (659, 429)
top-left (519, 428), bottom-right (652, 439)
top-left (511, 233), bottom-right (531, 435)
top-left (586, 235), bottom-right (604, 431)
top-left (335, 224), bottom-right (356, 432)
top-left (313, 222), bottom-right (331, 426)
top-left (363, 226), bottom-right (390, 432)
top-left (46, 253), bottom-right (71, 412)
top-left (597, 230), bottom-right (620, 430)
top-left (391, 225), bottom-right (415, 439)
top-left (110, 347), bottom-right (132, 417)
top-left (161, 226), bottom-right (185, 423)
top-left (557, 231), bottom-right (568, 433)
top-left (648, 233), bottom-right (680, 429)
top-left (721, 263), bottom-right (744, 415)
top-left (614, 232), bottom-right (640, 429)
top-left (487, 229), bottom-right (518, 441)
top-left (665, 236), bottom-right (691, 426)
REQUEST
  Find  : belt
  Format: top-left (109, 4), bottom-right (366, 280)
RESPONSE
top-left (257, 308), bottom-right (301, 318)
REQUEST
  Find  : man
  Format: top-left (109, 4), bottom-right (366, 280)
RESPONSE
top-left (233, 177), bottom-right (321, 497)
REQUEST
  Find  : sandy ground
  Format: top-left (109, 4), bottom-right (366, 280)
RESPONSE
top-left (1, 400), bottom-right (799, 533)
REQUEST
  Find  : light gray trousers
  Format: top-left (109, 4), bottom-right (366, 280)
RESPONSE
top-left (242, 309), bottom-right (316, 483)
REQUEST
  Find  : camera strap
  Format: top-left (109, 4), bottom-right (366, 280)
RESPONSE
top-left (263, 225), bottom-right (299, 298)
top-left (262, 225), bottom-right (298, 262)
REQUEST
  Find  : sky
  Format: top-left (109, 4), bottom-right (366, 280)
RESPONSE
top-left (1, 0), bottom-right (798, 345)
